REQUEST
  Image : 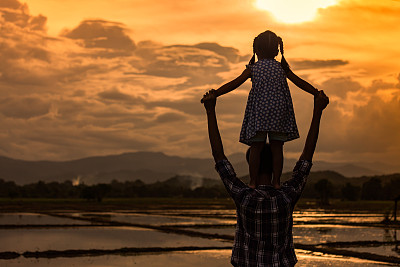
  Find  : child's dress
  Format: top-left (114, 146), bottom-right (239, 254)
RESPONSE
top-left (239, 58), bottom-right (299, 145)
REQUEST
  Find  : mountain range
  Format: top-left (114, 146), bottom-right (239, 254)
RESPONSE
top-left (0, 152), bottom-right (398, 185)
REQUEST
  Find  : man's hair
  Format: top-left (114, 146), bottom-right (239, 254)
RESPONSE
top-left (246, 144), bottom-right (273, 175)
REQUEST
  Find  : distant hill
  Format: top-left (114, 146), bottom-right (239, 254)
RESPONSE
top-left (0, 152), bottom-right (398, 185)
top-left (240, 170), bottom-right (400, 189)
top-left (0, 152), bottom-right (214, 185)
top-left (229, 156), bottom-right (388, 178)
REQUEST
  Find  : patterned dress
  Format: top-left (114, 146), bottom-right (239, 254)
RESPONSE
top-left (239, 59), bottom-right (299, 145)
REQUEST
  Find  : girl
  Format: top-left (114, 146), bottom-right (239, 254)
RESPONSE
top-left (207, 30), bottom-right (318, 189)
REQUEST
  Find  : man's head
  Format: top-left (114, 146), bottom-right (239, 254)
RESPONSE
top-left (246, 143), bottom-right (273, 175)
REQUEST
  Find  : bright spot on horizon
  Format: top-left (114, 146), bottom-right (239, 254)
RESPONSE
top-left (254, 0), bottom-right (338, 23)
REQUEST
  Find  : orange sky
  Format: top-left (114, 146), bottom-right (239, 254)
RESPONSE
top-left (0, 0), bottom-right (399, 171)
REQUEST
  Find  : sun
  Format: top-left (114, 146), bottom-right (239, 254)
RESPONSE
top-left (254, 0), bottom-right (338, 24)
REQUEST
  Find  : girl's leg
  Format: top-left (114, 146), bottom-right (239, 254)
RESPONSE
top-left (270, 140), bottom-right (284, 189)
top-left (249, 141), bottom-right (265, 188)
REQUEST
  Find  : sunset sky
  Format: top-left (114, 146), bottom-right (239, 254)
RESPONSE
top-left (0, 0), bottom-right (399, 169)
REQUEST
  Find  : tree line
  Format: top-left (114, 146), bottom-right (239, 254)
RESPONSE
top-left (0, 176), bottom-right (228, 202)
top-left (1, 173), bottom-right (400, 203)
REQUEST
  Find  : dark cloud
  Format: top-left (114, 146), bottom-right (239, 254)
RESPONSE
top-left (63, 19), bottom-right (135, 56)
top-left (97, 89), bottom-right (144, 105)
top-left (147, 97), bottom-right (204, 116)
top-left (54, 99), bottom-right (91, 120)
top-left (319, 92), bottom-right (400, 155)
top-left (289, 59), bottom-right (349, 70)
top-left (155, 112), bottom-right (186, 123)
top-left (0, 97), bottom-right (50, 119)
top-left (129, 41), bottom-right (245, 87)
top-left (291, 75), bottom-right (400, 163)
top-left (0, 0), bottom-right (22, 9)
top-left (169, 42), bottom-right (249, 63)
top-left (0, 0), bottom-right (398, 165)
top-left (320, 77), bottom-right (363, 98)
top-left (0, 0), bottom-right (47, 31)
top-left (0, 41), bottom-right (50, 62)
top-left (368, 79), bottom-right (396, 92)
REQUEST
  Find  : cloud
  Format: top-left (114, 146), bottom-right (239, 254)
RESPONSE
top-left (173, 42), bottom-right (250, 63)
top-left (127, 41), bottom-right (249, 90)
top-left (155, 112), bottom-right (187, 123)
top-left (320, 76), bottom-right (363, 99)
top-left (345, 94), bottom-right (400, 153)
top-left (0, 97), bottom-right (50, 119)
top-left (0, 0), bottom-right (399, 169)
top-left (97, 88), bottom-right (144, 105)
top-left (283, 74), bottom-right (400, 166)
top-left (0, 0), bottom-right (46, 31)
top-left (0, 0), bottom-right (22, 9)
top-left (289, 59), bottom-right (349, 70)
top-left (62, 19), bottom-right (135, 56)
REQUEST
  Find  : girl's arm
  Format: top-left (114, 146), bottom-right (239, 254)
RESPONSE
top-left (214, 68), bottom-right (251, 97)
top-left (282, 57), bottom-right (319, 96)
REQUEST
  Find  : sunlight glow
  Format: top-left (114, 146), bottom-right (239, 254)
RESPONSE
top-left (254, 0), bottom-right (338, 23)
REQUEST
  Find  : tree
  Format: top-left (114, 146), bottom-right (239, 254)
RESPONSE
top-left (361, 178), bottom-right (383, 200)
top-left (341, 182), bottom-right (360, 201)
top-left (0, 179), bottom-right (19, 198)
top-left (314, 179), bottom-right (333, 205)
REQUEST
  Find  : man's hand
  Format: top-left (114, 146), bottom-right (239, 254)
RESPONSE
top-left (202, 89), bottom-right (217, 111)
top-left (314, 90), bottom-right (329, 111)
top-left (203, 89), bottom-right (226, 162)
top-left (300, 90), bottom-right (329, 162)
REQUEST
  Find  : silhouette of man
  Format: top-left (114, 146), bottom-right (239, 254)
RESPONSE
top-left (202, 89), bottom-right (329, 266)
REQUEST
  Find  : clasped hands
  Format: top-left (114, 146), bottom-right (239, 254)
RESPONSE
top-left (201, 89), bottom-right (217, 110)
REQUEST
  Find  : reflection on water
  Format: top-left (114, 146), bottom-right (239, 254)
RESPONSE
top-left (72, 212), bottom-right (235, 226)
top-left (0, 250), bottom-right (395, 267)
top-left (349, 245), bottom-right (400, 258)
top-left (0, 213), bottom-right (87, 225)
top-left (293, 225), bottom-right (390, 244)
top-left (296, 250), bottom-right (395, 266)
top-left (0, 211), bottom-right (398, 266)
top-left (190, 225), bottom-right (394, 245)
top-left (0, 227), bottom-right (230, 253)
top-left (293, 210), bottom-right (383, 224)
top-left (69, 210), bottom-right (385, 226)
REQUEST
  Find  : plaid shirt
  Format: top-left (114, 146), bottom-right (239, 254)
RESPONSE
top-left (215, 159), bottom-right (312, 267)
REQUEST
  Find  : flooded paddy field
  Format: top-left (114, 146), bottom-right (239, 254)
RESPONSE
top-left (1, 199), bottom-right (399, 266)
top-left (1, 250), bottom-right (396, 267)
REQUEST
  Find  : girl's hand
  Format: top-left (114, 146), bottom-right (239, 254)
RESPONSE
top-left (202, 90), bottom-right (217, 111)
top-left (313, 89), bottom-right (321, 97)
top-left (314, 90), bottom-right (329, 110)
top-left (201, 89), bottom-right (216, 103)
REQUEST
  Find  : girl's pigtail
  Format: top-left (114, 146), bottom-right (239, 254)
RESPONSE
top-left (249, 53), bottom-right (255, 65)
top-left (278, 37), bottom-right (290, 72)
top-left (277, 37), bottom-right (284, 55)
top-left (249, 36), bottom-right (258, 65)
top-left (248, 36), bottom-right (258, 65)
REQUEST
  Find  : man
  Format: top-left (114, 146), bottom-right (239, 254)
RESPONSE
top-left (202, 89), bottom-right (329, 266)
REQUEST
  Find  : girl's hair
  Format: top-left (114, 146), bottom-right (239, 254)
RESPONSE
top-left (249, 31), bottom-right (284, 65)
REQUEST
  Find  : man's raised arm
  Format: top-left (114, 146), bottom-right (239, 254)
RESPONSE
top-left (202, 90), bottom-right (227, 163)
top-left (299, 90), bottom-right (329, 162)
